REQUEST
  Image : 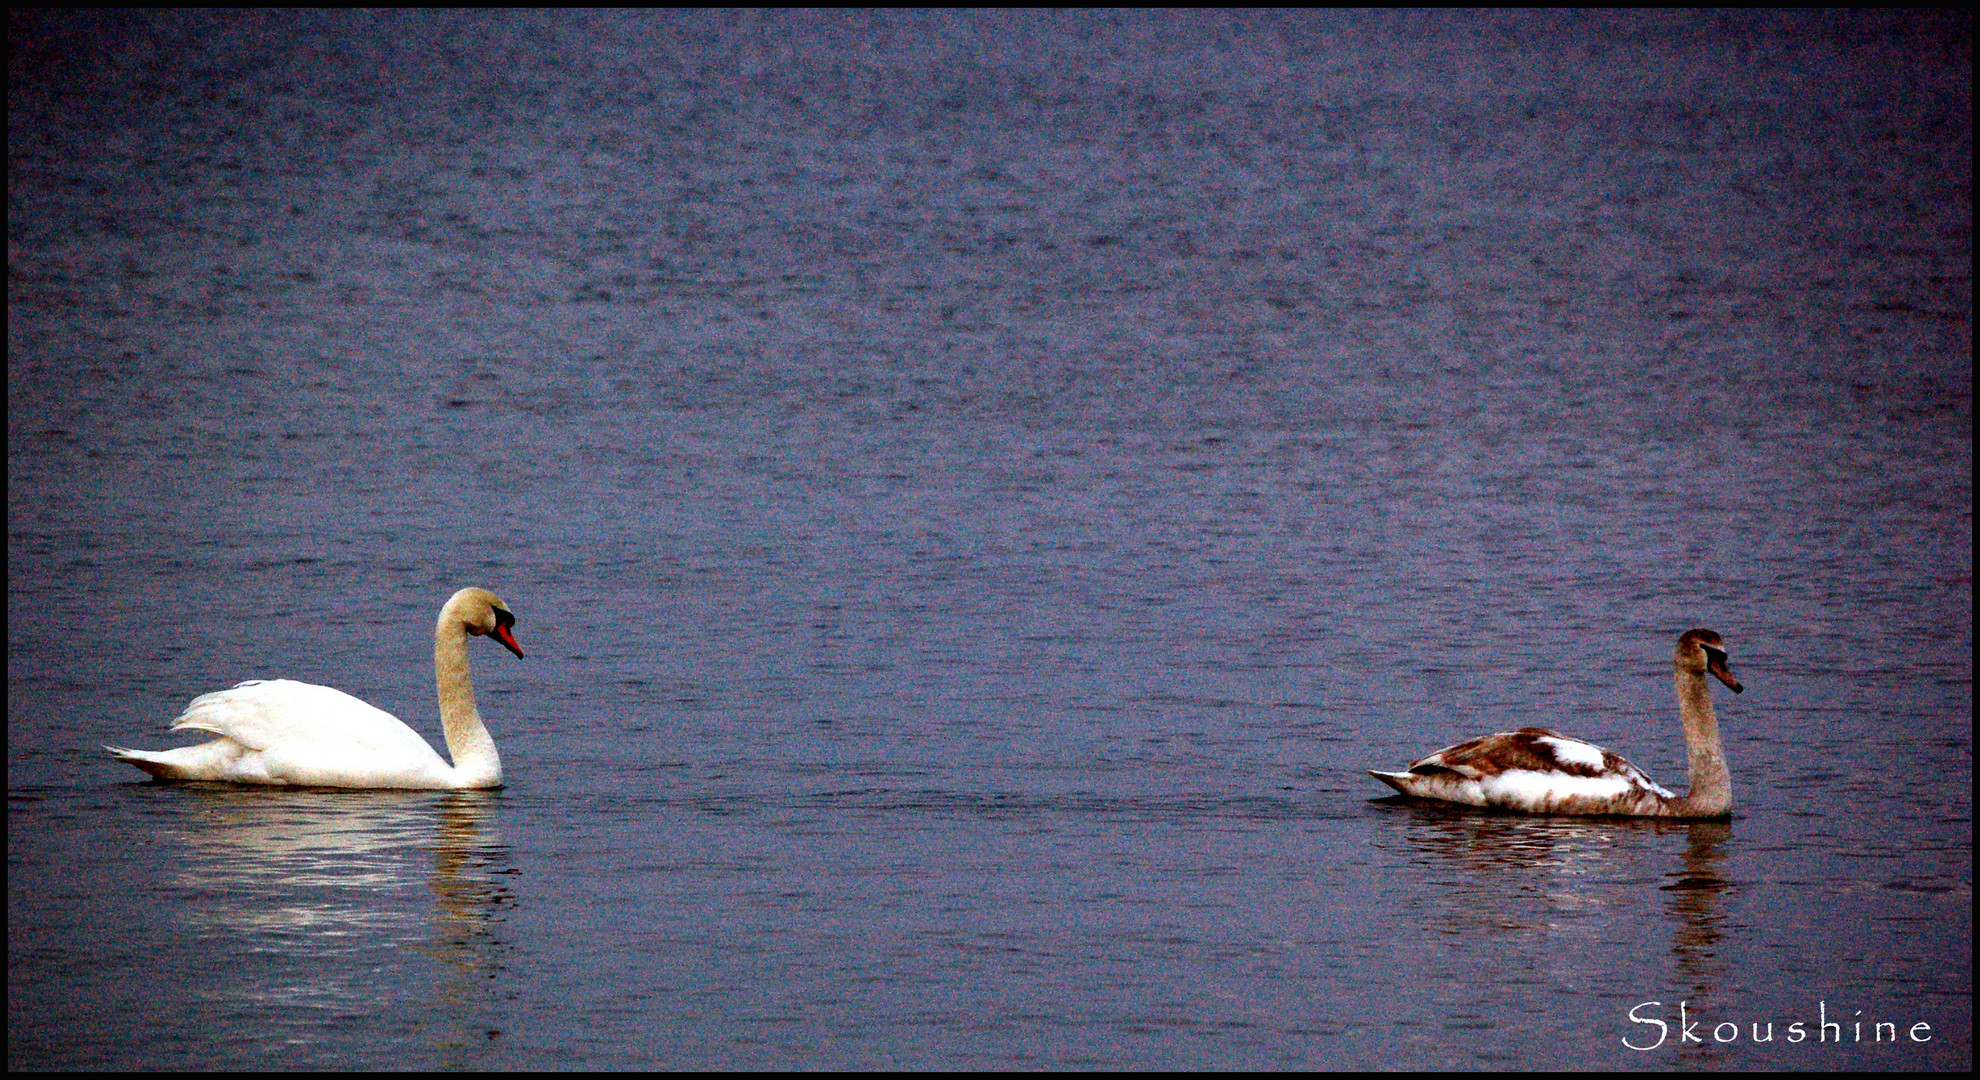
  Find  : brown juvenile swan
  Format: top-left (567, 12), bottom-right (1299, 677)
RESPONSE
top-left (1369, 629), bottom-right (1743, 817)
top-left (106, 588), bottom-right (524, 789)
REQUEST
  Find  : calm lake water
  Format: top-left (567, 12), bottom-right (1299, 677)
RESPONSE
top-left (8, 10), bottom-right (1970, 1070)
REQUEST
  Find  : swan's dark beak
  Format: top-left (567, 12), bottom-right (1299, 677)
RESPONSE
top-left (1706, 650), bottom-right (1741, 693)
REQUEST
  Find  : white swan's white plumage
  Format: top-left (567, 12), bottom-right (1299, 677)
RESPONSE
top-left (106, 587), bottom-right (524, 790)
top-left (1370, 628), bottom-right (1743, 818)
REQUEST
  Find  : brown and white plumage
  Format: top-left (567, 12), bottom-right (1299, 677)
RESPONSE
top-left (1370, 629), bottom-right (1744, 818)
top-left (106, 588), bottom-right (525, 789)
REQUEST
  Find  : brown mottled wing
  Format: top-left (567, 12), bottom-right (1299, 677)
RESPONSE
top-left (1410, 726), bottom-right (1673, 797)
top-left (1409, 727), bottom-right (1589, 778)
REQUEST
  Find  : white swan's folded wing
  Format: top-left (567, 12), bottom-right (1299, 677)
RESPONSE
top-left (170, 679), bottom-right (437, 759)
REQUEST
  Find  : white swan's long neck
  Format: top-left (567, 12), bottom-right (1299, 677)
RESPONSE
top-left (1672, 666), bottom-right (1730, 817)
top-left (435, 616), bottom-right (503, 787)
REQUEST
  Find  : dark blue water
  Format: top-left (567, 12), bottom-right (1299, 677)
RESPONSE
top-left (9, 10), bottom-right (1970, 1069)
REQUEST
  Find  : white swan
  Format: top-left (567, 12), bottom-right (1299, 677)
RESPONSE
top-left (106, 588), bottom-right (524, 789)
top-left (1369, 628), bottom-right (1743, 817)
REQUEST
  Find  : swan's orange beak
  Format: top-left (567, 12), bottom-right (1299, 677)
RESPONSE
top-left (1707, 653), bottom-right (1741, 693)
top-left (491, 622), bottom-right (525, 659)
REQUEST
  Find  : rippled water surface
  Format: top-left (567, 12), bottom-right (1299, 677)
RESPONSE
top-left (9, 10), bottom-right (1970, 1069)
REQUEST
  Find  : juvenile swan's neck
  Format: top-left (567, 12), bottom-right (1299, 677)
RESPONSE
top-left (435, 612), bottom-right (502, 787)
top-left (1671, 665), bottom-right (1730, 817)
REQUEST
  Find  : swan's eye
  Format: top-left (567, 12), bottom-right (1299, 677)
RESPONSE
top-left (469, 609), bottom-right (515, 638)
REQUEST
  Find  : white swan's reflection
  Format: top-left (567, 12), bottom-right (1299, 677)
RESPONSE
top-left (155, 785), bottom-right (512, 1051)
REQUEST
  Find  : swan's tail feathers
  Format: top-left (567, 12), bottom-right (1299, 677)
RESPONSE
top-left (105, 739), bottom-right (247, 781)
top-left (1368, 770), bottom-right (1415, 794)
top-left (105, 745), bottom-right (184, 779)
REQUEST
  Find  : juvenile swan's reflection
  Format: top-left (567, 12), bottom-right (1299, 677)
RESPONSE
top-left (1377, 804), bottom-right (1732, 1003)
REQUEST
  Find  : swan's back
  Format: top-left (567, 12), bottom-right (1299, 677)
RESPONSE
top-left (112, 678), bottom-right (453, 788)
top-left (1371, 726), bottom-right (1678, 814)
top-left (175, 679), bottom-right (439, 759)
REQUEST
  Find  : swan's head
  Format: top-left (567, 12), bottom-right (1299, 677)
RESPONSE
top-left (1676, 628), bottom-right (1740, 693)
top-left (446, 587), bottom-right (525, 659)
